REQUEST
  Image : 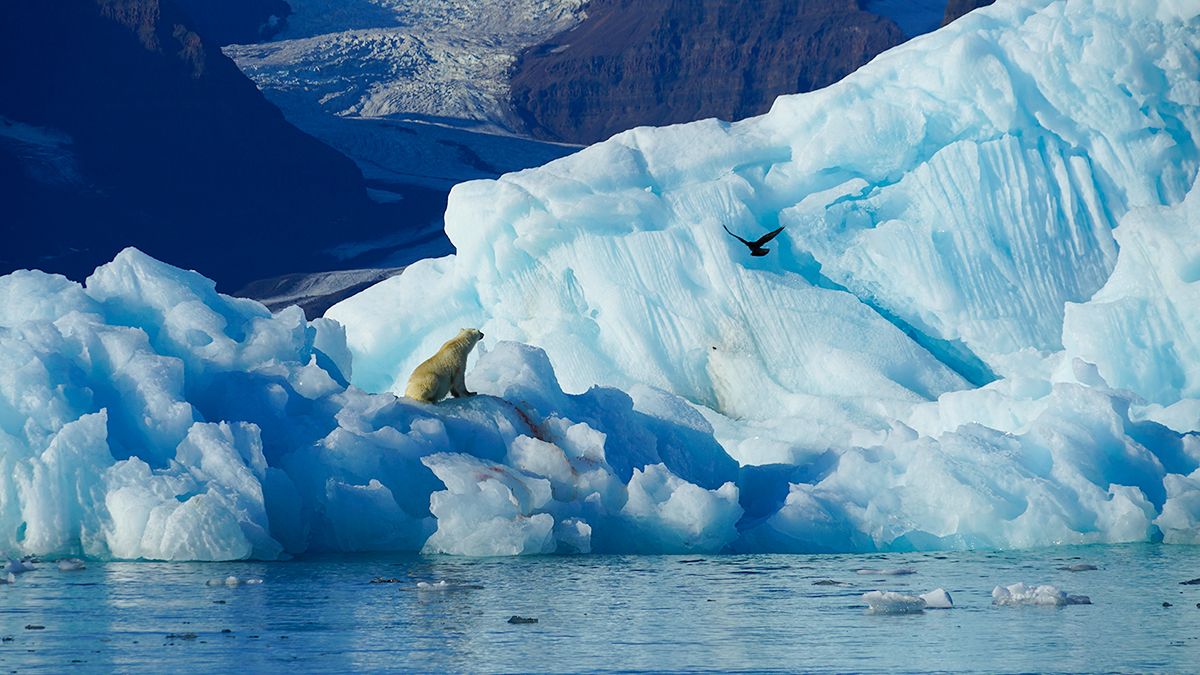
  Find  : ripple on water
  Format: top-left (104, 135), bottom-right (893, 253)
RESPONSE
top-left (0, 546), bottom-right (1197, 672)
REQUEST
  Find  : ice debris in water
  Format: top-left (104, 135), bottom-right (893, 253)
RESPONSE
top-left (416, 580), bottom-right (483, 591)
top-left (1058, 563), bottom-right (1098, 572)
top-left (919, 588), bottom-right (954, 609)
top-left (862, 591), bottom-right (926, 614)
top-left (992, 583), bottom-right (1091, 607)
top-left (207, 576), bottom-right (263, 587)
top-left (0, 573), bottom-right (15, 585)
top-left (4, 560), bottom-right (36, 574)
top-left (56, 558), bottom-right (86, 571)
top-left (856, 568), bottom-right (917, 576)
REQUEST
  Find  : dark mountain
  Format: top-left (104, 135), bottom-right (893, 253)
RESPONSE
top-left (174, 0), bottom-right (292, 46)
top-left (0, 0), bottom-right (442, 290)
top-left (942, 0), bottom-right (996, 26)
top-left (509, 0), bottom-right (907, 145)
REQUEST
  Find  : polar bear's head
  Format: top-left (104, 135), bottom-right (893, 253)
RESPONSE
top-left (459, 327), bottom-right (484, 345)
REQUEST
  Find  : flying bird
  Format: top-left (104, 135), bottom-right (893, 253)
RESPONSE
top-left (723, 224), bottom-right (785, 257)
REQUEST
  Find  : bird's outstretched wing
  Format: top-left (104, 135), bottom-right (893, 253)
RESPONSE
top-left (752, 226), bottom-right (786, 248)
top-left (722, 223), bottom-right (752, 246)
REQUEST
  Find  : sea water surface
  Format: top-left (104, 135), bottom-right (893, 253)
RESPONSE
top-left (2, 544), bottom-right (1199, 673)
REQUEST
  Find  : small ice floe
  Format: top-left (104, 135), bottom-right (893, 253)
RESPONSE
top-left (4, 559), bottom-right (36, 574)
top-left (206, 576), bottom-right (263, 587)
top-left (862, 591), bottom-right (926, 614)
top-left (0, 572), bottom-right (16, 585)
top-left (919, 588), bottom-right (954, 609)
top-left (992, 583), bottom-right (1091, 607)
top-left (56, 558), bottom-right (86, 572)
top-left (1057, 563), bottom-right (1098, 572)
top-left (856, 567), bottom-right (916, 576)
top-left (416, 580), bottom-right (483, 591)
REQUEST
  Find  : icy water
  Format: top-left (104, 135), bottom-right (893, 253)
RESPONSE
top-left (2, 545), bottom-right (1199, 673)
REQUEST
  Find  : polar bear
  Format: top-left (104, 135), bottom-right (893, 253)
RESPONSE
top-left (403, 328), bottom-right (484, 403)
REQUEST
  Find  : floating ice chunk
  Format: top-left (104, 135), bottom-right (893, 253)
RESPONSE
top-left (1058, 563), bottom-right (1098, 572)
top-left (4, 560), bottom-right (36, 574)
top-left (416, 580), bottom-right (483, 591)
top-left (862, 591), bottom-right (926, 614)
top-left (992, 583), bottom-right (1091, 607)
top-left (56, 558), bottom-right (86, 571)
top-left (919, 588), bottom-right (954, 609)
top-left (856, 567), bottom-right (917, 576)
top-left (206, 576), bottom-right (263, 587)
top-left (0, 573), bottom-right (16, 584)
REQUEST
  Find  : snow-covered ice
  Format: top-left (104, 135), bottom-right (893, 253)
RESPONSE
top-left (225, 0), bottom-right (585, 191)
top-left (230, 0), bottom-right (584, 130)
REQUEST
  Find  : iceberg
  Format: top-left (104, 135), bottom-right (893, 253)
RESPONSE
top-left (0, 250), bottom-right (742, 560)
top-left (327, 0), bottom-right (1200, 553)
top-left (3, 0), bottom-right (1199, 560)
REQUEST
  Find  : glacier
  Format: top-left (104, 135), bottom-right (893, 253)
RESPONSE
top-left (3, 0), bottom-right (1200, 561)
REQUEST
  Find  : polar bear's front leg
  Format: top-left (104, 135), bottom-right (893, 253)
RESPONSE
top-left (450, 367), bottom-right (475, 398)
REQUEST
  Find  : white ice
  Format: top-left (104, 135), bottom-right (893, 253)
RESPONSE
top-left (862, 590), bottom-right (926, 614)
top-left (992, 582), bottom-right (1091, 607)
top-left (919, 588), bottom-right (954, 609)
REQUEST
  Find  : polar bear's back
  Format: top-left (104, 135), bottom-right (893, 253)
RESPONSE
top-left (404, 363), bottom-right (449, 402)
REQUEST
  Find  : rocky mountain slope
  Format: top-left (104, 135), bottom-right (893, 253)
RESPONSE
top-left (509, 0), bottom-right (908, 144)
top-left (174, 0), bottom-right (292, 45)
top-left (943, 0), bottom-right (997, 26)
top-left (0, 0), bottom-right (439, 289)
